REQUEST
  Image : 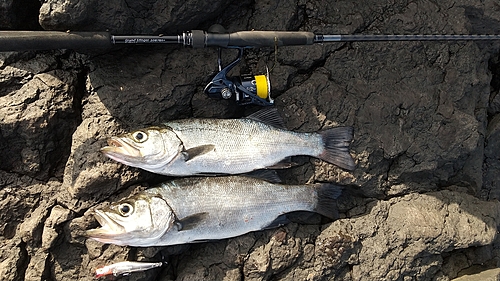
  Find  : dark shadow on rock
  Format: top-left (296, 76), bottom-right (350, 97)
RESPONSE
top-left (0, 0), bottom-right (41, 30)
top-left (0, 55), bottom-right (84, 181)
top-left (463, 6), bottom-right (500, 35)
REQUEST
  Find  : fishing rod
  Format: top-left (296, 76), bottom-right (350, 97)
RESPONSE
top-left (1, 25), bottom-right (500, 106)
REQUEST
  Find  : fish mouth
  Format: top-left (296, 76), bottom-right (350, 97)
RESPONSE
top-left (86, 209), bottom-right (124, 238)
top-left (100, 137), bottom-right (142, 158)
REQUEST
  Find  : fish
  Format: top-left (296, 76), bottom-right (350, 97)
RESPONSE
top-left (100, 108), bottom-right (355, 176)
top-left (95, 261), bottom-right (164, 277)
top-left (87, 175), bottom-right (342, 247)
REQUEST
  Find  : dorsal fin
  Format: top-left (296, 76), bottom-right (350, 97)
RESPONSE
top-left (245, 107), bottom-right (286, 129)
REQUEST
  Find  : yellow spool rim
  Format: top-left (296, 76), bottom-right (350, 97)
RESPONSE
top-left (254, 75), bottom-right (269, 99)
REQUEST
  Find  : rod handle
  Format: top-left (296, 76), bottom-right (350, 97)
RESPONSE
top-left (191, 30), bottom-right (315, 48)
top-left (0, 31), bottom-right (113, 52)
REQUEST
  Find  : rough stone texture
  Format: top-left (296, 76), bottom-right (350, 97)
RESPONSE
top-left (484, 113), bottom-right (500, 200)
top-left (451, 268), bottom-right (500, 281)
top-left (0, 51), bottom-right (82, 181)
top-left (39, 0), bottom-right (234, 33)
top-left (1, 0), bottom-right (500, 280)
top-left (0, 0), bottom-right (40, 30)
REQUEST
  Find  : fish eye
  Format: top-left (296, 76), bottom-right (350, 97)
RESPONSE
top-left (118, 203), bottom-right (134, 217)
top-left (132, 131), bottom-right (148, 143)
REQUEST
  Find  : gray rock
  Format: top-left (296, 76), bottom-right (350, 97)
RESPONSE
top-left (484, 113), bottom-right (500, 200)
top-left (0, 51), bottom-right (81, 181)
top-left (451, 268), bottom-right (500, 281)
top-left (0, 0), bottom-right (40, 29)
top-left (39, 0), bottom-right (234, 33)
top-left (348, 191), bottom-right (499, 280)
top-left (1, 0), bottom-right (500, 280)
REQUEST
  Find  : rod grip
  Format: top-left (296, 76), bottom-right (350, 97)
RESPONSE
top-left (0, 31), bottom-right (113, 52)
top-left (202, 30), bottom-right (315, 48)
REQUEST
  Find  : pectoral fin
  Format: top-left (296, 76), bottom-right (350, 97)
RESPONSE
top-left (176, 212), bottom-right (209, 231)
top-left (183, 145), bottom-right (215, 162)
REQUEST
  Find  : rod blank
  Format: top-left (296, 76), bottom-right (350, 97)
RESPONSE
top-left (315, 34), bottom-right (500, 42)
top-left (1, 30), bottom-right (500, 52)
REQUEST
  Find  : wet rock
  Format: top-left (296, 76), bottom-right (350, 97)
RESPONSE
top-left (249, 0), bottom-right (303, 31)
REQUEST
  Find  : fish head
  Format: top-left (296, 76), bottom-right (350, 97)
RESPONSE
top-left (101, 127), bottom-right (182, 170)
top-left (87, 193), bottom-right (175, 246)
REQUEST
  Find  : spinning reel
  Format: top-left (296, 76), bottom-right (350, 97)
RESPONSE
top-left (204, 47), bottom-right (273, 106)
top-left (3, 24), bottom-right (500, 107)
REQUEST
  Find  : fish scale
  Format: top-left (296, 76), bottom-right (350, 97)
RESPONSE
top-left (100, 108), bottom-right (355, 175)
top-left (164, 118), bottom-right (322, 175)
top-left (87, 175), bottom-right (342, 247)
top-left (148, 176), bottom-right (317, 245)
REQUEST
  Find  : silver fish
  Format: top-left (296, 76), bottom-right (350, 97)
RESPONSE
top-left (87, 175), bottom-right (342, 247)
top-left (95, 261), bottom-right (164, 277)
top-left (100, 108), bottom-right (355, 176)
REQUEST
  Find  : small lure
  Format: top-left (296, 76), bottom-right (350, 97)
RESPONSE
top-left (95, 261), bottom-right (164, 278)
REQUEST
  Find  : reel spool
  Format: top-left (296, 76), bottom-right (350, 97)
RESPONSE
top-left (235, 71), bottom-right (272, 103)
top-left (245, 74), bottom-right (271, 100)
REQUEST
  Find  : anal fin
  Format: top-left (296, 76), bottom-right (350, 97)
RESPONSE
top-left (244, 170), bottom-right (282, 183)
top-left (263, 214), bottom-right (290, 230)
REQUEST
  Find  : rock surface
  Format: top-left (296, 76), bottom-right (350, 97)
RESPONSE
top-left (0, 0), bottom-right (40, 30)
top-left (1, 0), bottom-right (500, 280)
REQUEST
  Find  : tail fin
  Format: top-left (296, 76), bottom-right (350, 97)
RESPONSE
top-left (318, 126), bottom-right (355, 170)
top-left (313, 183), bottom-right (343, 219)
